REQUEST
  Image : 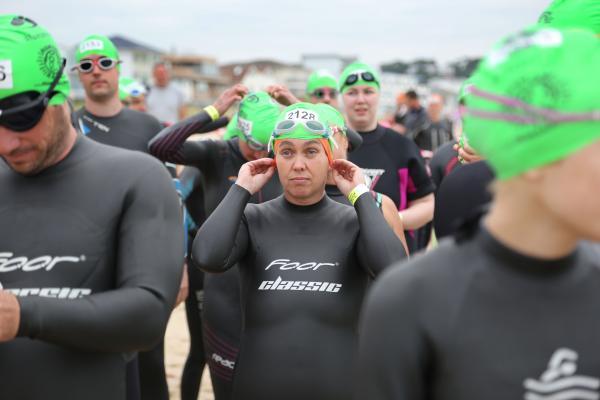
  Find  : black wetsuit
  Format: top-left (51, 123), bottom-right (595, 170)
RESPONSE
top-left (348, 124), bottom-right (434, 252)
top-left (429, 139), bottom-right (461, 190)
top-left (192, 185), bottom-right (407, 400)
top-left (74, 106), bottom-right (172, 400)
top-left (74, 108), bottom-right (163, 152)
top-left (414, 118), bottom-right (453, 152)
top-left (356, 222), bottom-right (600, 400)
top-left (433, 161), bottom-right (494, 240)
top-left (0, 136), bottom-right (183, 400)
top-left (149, 111), bottom-right (281, 400)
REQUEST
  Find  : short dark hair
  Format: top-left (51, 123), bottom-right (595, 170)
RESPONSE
top-left (406, 90), bottom-right (418, 100)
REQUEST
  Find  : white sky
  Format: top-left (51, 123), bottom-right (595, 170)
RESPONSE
top-left (2, 0), bottom-right (551, 67)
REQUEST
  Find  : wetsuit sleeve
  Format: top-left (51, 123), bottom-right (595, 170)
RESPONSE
top-left (191, 184), bottom-right (250, 273)
top-left (429, 151), bottom-right (445, 190)
top-left (17, 161), bottom-right (184, 352)
top-left (355, 265), bottom-right (428, 399)
top-left (179, 166), bottom-right (202, 200)
top-left (406, 141), bottom-right (435, 202)
top-left (354, 193), bottom-right (408, 277)
top-left (148, 110), bottom-right (229, 164)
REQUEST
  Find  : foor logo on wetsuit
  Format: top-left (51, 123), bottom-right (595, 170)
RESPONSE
top-left (0, 252), bottom-right (84, 273)
top-left (523, 348), bottom-right (600, 400)
top-left (265, 258), bottom-right (338, 271)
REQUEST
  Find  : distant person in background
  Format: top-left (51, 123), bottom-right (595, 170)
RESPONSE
top-left (341, 61), bottom-right (435, 254)
top-left (147, 62), bottom-right (185, 124)
top-left (381, 92), bottom-right (408, 134)
top-left (72, 35), bottom-right (183, 400)
top-left (419, 93), bottom-right (453, 153)
top-left (305, 70), bottom-right (339, 108)
top-left (119, 76), bottom-right (149, 113)
top-left (402, 90), bottom-right (429, 143)
top-left (73, 36), bottom-right (164, 156)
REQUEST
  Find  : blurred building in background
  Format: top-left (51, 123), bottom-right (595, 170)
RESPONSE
top-left (162, 54), bottom-right (229, 107)
top-left (221, 60), bottom-right (309, 98)
top-left (62, 33), bottom-right (477, 113)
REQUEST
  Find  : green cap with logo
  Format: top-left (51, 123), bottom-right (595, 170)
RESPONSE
top-left (338, 61), bottom-right (380, 93)
top-left (223, 113), bottom-right (241, 140)
top-left (75, 34), bottom-right (120, 62)
top-left (306, 70), bottom-right (337, 95)
top-left (0, 15), bottom-right (70, 105)
top-left (269, 102), bottom-right (336, 152)
top-left (538, 0), bottom-right (600, 35)
top-left (236, 91), bottom-right (281, 145)
top-left (314, 103), bottom-right (362, 151)
top-left (463, 26), bottom-right (600, 180)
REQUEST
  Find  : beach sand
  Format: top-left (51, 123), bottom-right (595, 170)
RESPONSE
top-left (165, 303), bottom-right (214, 400)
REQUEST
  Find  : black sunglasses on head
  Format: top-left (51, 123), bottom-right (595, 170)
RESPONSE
top-left (0, 58), bottom-right (66, 132)
top-left (342, 71), bottom-right (377, 91)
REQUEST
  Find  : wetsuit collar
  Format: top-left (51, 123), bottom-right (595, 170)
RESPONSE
top-left (83, 107), bottom-right (124, 120)
top-left (476, 223), bottom-right (580, 277)
top-left (281, 192), bottom-right (329, 213)
top-left (357, 124), bottom-right (386, 145)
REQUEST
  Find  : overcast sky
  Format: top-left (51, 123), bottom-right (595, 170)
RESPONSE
top-left (2, 0), bottom-right (551, 67)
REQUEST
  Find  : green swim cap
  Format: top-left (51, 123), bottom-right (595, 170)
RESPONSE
top-left (463, 26), bottom-right (600, 180)
top-left (306, 70), bottom-right (337, 95)
top-left (223, 113), bottom-right (240, 140)
top-left (538, 0), bottom-right (600, 35)
top-left (75, 34), bottom-right (120, 62)
top-left (118, 76), bottom-right (146, 100)
top-left (0, 15), bottom-right (70, 105)
top-left (314, 103), bottom-right (362, 151)
top-left (458, 78), bottom-right (475, 105)
top-left (314, 103), bottom-right (345, 128)
top-left (269, 102), bottom-right (336, 152)
top-left (237, 91), bottom-right (281, 145)
top-left (338, 62), bottom-right (380, 93)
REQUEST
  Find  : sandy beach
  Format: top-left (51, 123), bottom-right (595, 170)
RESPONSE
top-left (165, 304), bottom-right (214, 400)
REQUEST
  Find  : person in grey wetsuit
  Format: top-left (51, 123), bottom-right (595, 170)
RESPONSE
top-left (0, 16), bottom-right (183, 400)
top-left (192, 102), bottom-right (407, 400)
top-left (71, 33), bottom-right (184, 400)
top-left (149, 87), bottom-right (281, 400)
top-left (315, 103), bottom-right (408, 252)
top-left (356, 26), bottom-right (600, 400)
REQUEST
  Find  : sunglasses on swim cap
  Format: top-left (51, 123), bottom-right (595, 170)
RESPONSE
top-left (72, 57), bottom-right (120, 74)
top-left (0, 58), bottom-right (66, 132)
top-left (242, 131), bottom-right (268, 151)
top-left (312, 88), bottom-right (338, 99)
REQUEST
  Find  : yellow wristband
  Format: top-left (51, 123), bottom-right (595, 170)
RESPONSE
top-left (348, 184), bottom-right (369, 206)
top-left (204, 105), bottom-right (220, 122)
